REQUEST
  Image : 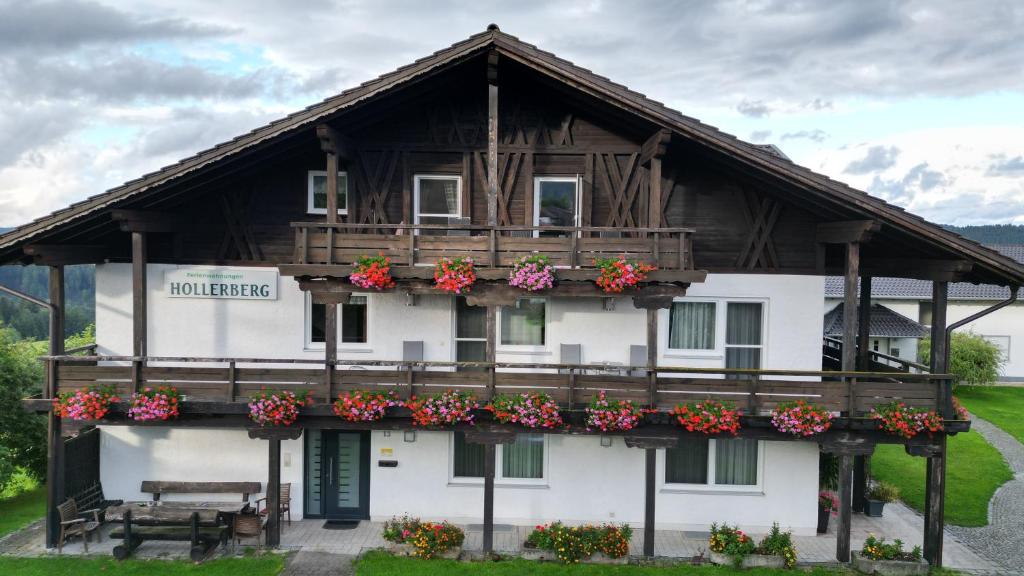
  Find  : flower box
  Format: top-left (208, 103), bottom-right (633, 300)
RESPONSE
top-left (709, 551), bottom-right (786, 569)
top-left (851, 551), bottom-right (929, 575)
top-left (520, 545), bottom-right (627, 564)
top-left (387, 542), bottom-right (461, 560)
top-left (586, 551), bottom-right (629, 565)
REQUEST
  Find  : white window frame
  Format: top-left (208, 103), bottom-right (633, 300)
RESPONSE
top-left (448, 432), bottom-right (549, 486)
top-left (452, 296), bottom-right (488, 364)
top-left (981, 335), bottom-right (1011, 362)
top-left (533, 176), bottom-right (581, 237)
top-left (659, 439), bottom-right (765, 494)
top-left (723, 300), bottom-right (767, 370)
top-left (303, 292), bottom-right (372, 352)
top-left (307, 170), bottom-right (348, 215)
top-left (665, 298), bottom-right (719, 355)
top-left (497, 297), bottom-right (548, 353)
top-left (414, 174), bottom-right (462, 231)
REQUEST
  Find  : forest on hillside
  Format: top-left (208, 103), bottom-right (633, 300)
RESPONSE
top-left (943, 224), bottom-right (1024, 244)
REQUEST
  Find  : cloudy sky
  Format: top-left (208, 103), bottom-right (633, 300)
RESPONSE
top-left (1, 0), bottom-right (1022, 227)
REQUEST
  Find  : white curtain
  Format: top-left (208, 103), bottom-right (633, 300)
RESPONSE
top-left (725, 302), bottom-right (762, 373)
top-left (442, 179), bottom-right (458, 214)
top-left (715, 439), bottom-right (758, 485)
top-left (501, 298), bottom-right (545, 345)
top-left (665, 437), bottom-right (709, 484)
top-left (669, 302), bottom-right (716, 349)
top-left (502, 434), bottom-right (544, 479)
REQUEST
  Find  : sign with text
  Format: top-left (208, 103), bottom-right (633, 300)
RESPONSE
top-left (164, 268), bottom-right (278, 300)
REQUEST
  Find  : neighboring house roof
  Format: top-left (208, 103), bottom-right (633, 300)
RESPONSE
top-left (1, 26), bottom-right (1023, 287)
top-left (823, 303), bottom-right (929, 339)
top-left (825, 245), bottom-right (1024, 301)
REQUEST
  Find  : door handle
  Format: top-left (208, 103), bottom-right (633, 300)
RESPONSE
top-left (328, 457), bottom-right (334, 485)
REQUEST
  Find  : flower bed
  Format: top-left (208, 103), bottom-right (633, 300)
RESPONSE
top-left (333, 390), bottom-right (401, 422)
top-left (486, 392), bottom-right (562, 429)
top-left (671, 399), bottom-right (741, 435)
top-left (870, 401), bottom-right (943, 439)
top-left (509, 255), bottom-right (555, 292)
top-left (382, 515), bottom-right (464, 559)
top-left (406, 390), bottom-right (478, 427)
top-left (54, 386), bottom-right (120, 421)
top-left (524, 522), bottom-right (632, 564)
top-left (852, 536), bottom-right (927, 575)
top-left (593, 256), bottom-right (656, 293)
top-left (128, 386), bottom-right (180, 421)
top-left (349, 255), bottom-right (397, 290)
top-left (248, 389), bottom-right (312, 427)
top-left (434, 256), bottom-right (476, 294)
top-left (585, 391), bottom-right (649, 432)
top-left (770, 400), bottom-right (832, 437)
top-left (708, 522), bottom-right (795, 569)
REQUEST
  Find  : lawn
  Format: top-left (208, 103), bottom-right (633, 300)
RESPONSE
top-left (870, 429), bottom-right (1012, 526)
top-left (0, 556), bottom-right (285, 576)
top-left (0, 475), bottom-right (46, 537)
top-left (956, 386), bottom-right (1024, 443)
top-left (355, 551), bottom-right (850, 576)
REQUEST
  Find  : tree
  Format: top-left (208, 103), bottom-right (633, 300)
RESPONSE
top-left (0, 325), bottom-right (46, 491)
top-left (919, 332), bottom-right (1004, 386)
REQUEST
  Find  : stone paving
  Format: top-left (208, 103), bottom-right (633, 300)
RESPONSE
top-left (946, 415), bottom-right (1024, 574)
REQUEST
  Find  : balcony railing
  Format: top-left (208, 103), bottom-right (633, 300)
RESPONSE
top-left (32, 355), bottom-right (957, 421)
top-left (289, 223), bottom-right (695, 271)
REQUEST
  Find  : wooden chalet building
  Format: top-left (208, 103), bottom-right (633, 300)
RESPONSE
top-left (4, 25), bottom-right (1024, 566)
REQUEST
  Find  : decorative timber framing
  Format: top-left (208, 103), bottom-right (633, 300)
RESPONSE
top-left (735, 188), bottom-right (783, 270)
top-left (217, 189), bottom-right (264, 261)
top-left (486, 49), bottom-right (499, 227)
top-left (598, 152), bottom-right (643, 228)
top-left (641, 129), bottom-right (670, 230)
top-left (352, 149), bottom-right (400, 225)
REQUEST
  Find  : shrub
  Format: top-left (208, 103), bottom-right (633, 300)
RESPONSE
top-left (861, 534), bottom-right (921, 561)
top-left (758, 523), bottom-right (797, 568)
top-left (919, 332), bottom-right (1003, 386)
top-left (525, 522), bottom-right (632, 563)
top-left (869, 481), bottom-right (900, 503)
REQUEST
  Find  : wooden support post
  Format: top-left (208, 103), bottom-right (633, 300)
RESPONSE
top-left (853, 275), bottom-right (872, 513)
top-left (325, 302), bottom-right (337, 397)
top-left (646, 307), bottom-right (658, 407)
top-left (924, 281), bottom-right (948, 566)
top-left (648, 156), bottom-right (662, 230)
top-left (486, 305), bottom-right (496, 366)
top-left (44, 266), bottom-right (65, 548)
top-left (482, 443), bottom-right (496, 554)
top-left (132, 231), bottom-right (147, 361)
top-left (643, 448), bottom-right (656, 557)
top-left (841, 242), bottom-right (859, 372)
top-left (266, 438), bottom-right (281, 547)
top-left (486, 51), bottom-right (499, 227)
top-left (326, 150), bottom-right (339, 225)
top-left (837, 454), bottom-right (853, 562)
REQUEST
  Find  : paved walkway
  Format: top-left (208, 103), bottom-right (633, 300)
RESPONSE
top-left (946, 415), bottom-right (1024, 574)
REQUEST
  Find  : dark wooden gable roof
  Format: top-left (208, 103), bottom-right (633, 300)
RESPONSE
top-left (2, 26), bottom-right (1023, 287)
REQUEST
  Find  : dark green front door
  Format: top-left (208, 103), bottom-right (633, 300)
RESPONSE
top-left (321, 431), bottom-right (370, 519)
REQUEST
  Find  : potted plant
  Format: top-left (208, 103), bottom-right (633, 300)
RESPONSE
top-left (671, 399), bottom-right (741, 435)
top-left (869, 401), bottom-right (943, 439)
top-left (54, 385), bottom-right (120, 421)
top-left (593, 255), bottom-right (656, 293)
top-left (349, 254), bottom-right (397, 290)
top-left (852, 535), bottom-right (927, 575)
top-left (434, 256), bottom-right (476, 294)
top-left (508, 254), bottom-right (555, 292)
top-left (770, 400), bottom-right (833, 437)
top-left (866, 482), bottom-right (900, 517)
top-left (406, 389), bottom-right (478, 427)
top-left (585, 390), bottom-right (649, 432)
top-left (333, 390), bottom-right (402, 422)
top-left (486, 392), bottom-right (562, 429)
top-left (523, 522), bottom-right (631, 564)
top-left (247, 389), bottom-right (313, 427)
top-left (128, 386), bottom-right (180, 421)
top-left (708, 522), bottom-right (795, 568)
top-left (818, 491), bottom-right (838, 534)
top-left (382, 515), bottom-right (464, 559)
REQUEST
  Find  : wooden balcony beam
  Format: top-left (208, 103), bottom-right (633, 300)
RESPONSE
top-left (23, 244), bottom-right (108, 265)
top-left (111, 209), bottom-right (190, 233)
top-left (816, 220), bottom-right (880, 244)
top-left (314, 124), bottom-right (355, 161)
top-left (639, 128), bottom-right (671, 166)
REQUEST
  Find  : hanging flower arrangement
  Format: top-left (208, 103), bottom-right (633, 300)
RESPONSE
top-left (593, 255), bottom-right (656, 294)
top-left (434, 256), bottom-right (476, 294)
top-left (333, 390), bottom-right (402, 422)
top-left (870, 401), bottom-right (944, 439)
top-left (349, 254), bottom-right (397, 290)
top-left (248, 389), bottom-right (313, 427)
top-left (952, 396), bottom-right (970, 420)
top-left (406, 389), bottom-right (478, 427)
top-left (486, 392), bottom-right (563, 429)
top-left (128, 386), bottom-right (180, 421)
top-left (769, 400), bottom-right (832, 437)
top-left (672, 399), bottom-right (742, 435)
top-left (508, 255), bottom-right (555, 292)
top-left (585, 390), bottom-right (650, 432)
top-left (54, 386), bottom-right (120, 421)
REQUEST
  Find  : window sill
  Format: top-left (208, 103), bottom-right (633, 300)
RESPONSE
top-left (659, 486), bottom-right (763, 496)
top-left (663, 352), bottom-right (724, 360)
top-left (447, 480), bottom-right (550, 490)
top-left (497, 348), bottom-right (552, 357)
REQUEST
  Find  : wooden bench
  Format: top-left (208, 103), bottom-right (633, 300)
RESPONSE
top-left (140, 481), bottom-right (262, 502)
top-left (111, 510), bottom-right (229, 562)
top-left (71, 482), bottom-right (122, 522)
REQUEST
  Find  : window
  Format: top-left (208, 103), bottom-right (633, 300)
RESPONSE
top-left (306, 295), bottom-right (368, 347)
top-left (981, 335), bottom-right (1011, 362)
top-left (890, 347), bottom-right (901, 358)
top-left (452, 432), bottom-right (546, 481)
top-left (918, 301), bottom-right (933, 326)
top-left (415, 175), bottom-right (461, 233)
top-left (307, 171), bottom-right (348, 215)
top-left (534, 177), bottom-right (579, 237)
top-left (455, 297), bottom-right (487, 366)
top-left (665, 438), bottom-right (760, 488)
top-left (668, 301), bottom-right (716, 350)
top-left (725, 302), bottom-right (763, 371)
top-left (500, 298), bottom-right (546, 347)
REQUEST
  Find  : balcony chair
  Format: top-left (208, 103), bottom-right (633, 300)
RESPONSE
top-left (255, 483), bottom-right (292, 528)
top-left (56, 498), bottom-right (102, 553)
top-left (232, 512), bottom-right (266, 551)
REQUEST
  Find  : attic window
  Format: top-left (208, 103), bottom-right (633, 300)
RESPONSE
top-left (307, 170), bottom-right (348, 215)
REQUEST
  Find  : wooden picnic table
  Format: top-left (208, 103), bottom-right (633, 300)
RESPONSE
top-left (107, 501), bottom-right (249, 526)
top-left (108, 501), bottom-right (250, 561)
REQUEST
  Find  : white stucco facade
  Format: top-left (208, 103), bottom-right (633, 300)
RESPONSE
top-left (95, 263), bottom-right (825, 533)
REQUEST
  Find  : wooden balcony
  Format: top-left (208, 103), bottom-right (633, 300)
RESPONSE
top-left (27, 355), bottom-right (965, 443)
top-left (280, 223), bottom-right (704, 290)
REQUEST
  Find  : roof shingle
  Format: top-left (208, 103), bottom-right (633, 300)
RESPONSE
top-left (823, 303), bottom-right (929, 338)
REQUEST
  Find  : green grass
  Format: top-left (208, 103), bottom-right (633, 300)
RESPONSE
top-left (355, 551), bottom-right (849, 576)
top-left (870, 430), bottom-right (1012, 526)
top-left (0, 555), bottom-right (285, 576)
top-left (0, 475), bottom-right (46, 537)
top-left (956, 386), bottom-right (1024, 443)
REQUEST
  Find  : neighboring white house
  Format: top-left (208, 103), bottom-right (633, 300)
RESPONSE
top-left (825, 245), bottom-right (1024, 380)
top-left (822, 302), bottom-right (928, 368)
